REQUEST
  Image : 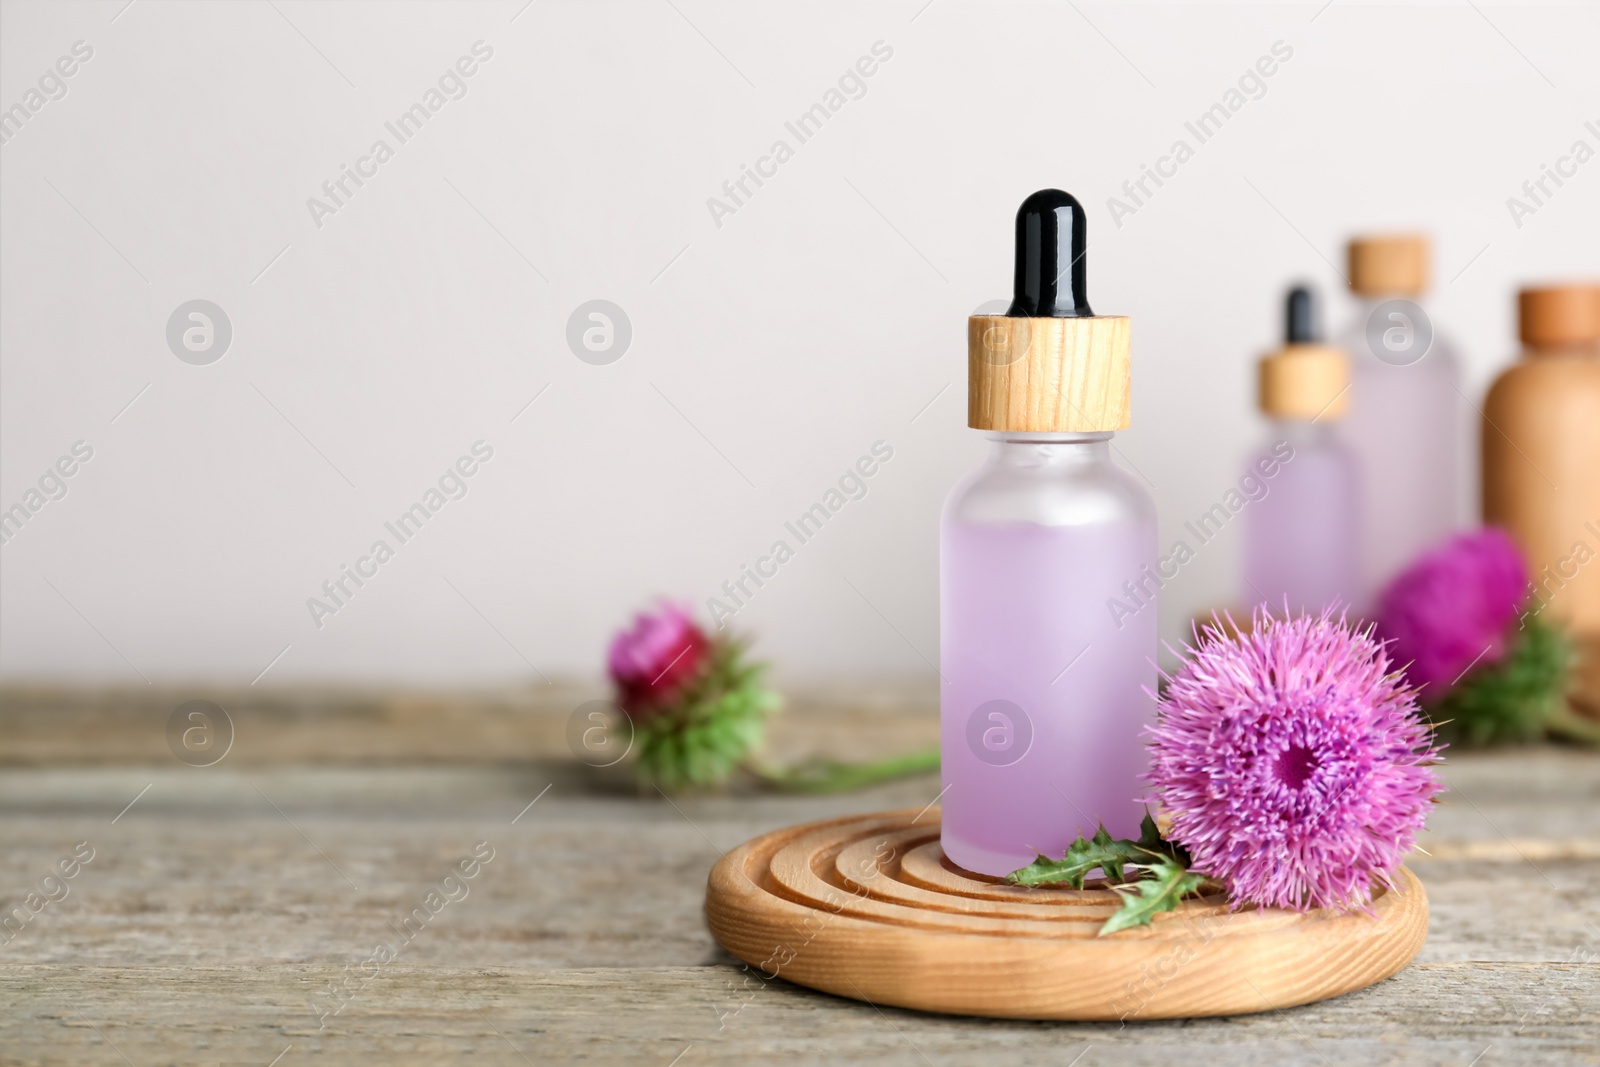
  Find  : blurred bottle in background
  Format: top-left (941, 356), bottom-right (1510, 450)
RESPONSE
top-left (1483, 284), bottom-right (1600, 715)
top-left (1338, 235), bottom-right (1463, 612)
top-left (1244, 286), bottom-right (1360, 616)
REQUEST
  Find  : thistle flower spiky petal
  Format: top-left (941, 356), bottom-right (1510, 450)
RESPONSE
top-left (1146, 605), bottom-right (1443, 913)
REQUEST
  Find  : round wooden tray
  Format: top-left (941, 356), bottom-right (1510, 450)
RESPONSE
top-left (705, 808), bottom-right (1427, 1020)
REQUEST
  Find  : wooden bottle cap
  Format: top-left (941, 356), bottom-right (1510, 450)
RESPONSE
top-left (1258, 343), bottom-right (1349, 421)
top-left (1348, 235), bottom-right (1429, 296)
top-left (1519, 285), bottom-right (1600, 348)
top-left (968, 315), bottom-right (1131, 432)
top-left (969, 191), bottom-right (1131, 433)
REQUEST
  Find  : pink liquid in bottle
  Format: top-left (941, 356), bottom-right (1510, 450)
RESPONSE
top-left (1336, 239), bottom-right (1464, 608)
top-left (1243, 424), bottom-right (1360, 614)
top-left (1242, 287), bottom-right (1361, 615)
top-left (940, 434), bottom-right (1158, 876)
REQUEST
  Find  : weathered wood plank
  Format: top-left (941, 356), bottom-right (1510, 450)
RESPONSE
top-left (3, 688), bottom-right (1598, 1064)
top-left (0, 682), bottom-right (939, 766)
top-left (2, 770), bottom-right (1597, 971)
top-left (2, 961), bottom-right (1595, 1066)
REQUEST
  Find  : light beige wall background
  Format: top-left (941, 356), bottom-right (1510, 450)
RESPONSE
top-left (2, 0), bottom-right (1595, 685)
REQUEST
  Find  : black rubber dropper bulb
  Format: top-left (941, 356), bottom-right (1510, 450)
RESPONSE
top-left (1006, 189), bottom-right (1093, 318)
top-left (1285, 285), bottom-right (1317, 344)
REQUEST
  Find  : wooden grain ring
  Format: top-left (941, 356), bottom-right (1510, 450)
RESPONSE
top-left (705, 808), bottom-right (1428, 1020)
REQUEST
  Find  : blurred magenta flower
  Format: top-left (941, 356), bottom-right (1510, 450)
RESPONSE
top-left (606, 601), bottom-right (709, 721)
top-left (598, 601), bottom-right (933, 793)
top-left (1376, 528), bottom-right (1529, 694)
top-left (1147, 606), bottom-right (1442, 912)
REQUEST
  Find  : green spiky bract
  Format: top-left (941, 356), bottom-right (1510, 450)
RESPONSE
top-left (632, 638), bottom-right (778, 792)
top-left (1425, 613), bottom-right (1575, 747)
top-left (629, 642), bottom-right (941, 794)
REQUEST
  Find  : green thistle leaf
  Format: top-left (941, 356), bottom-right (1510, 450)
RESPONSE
top-left (1136, 811), bottom-right (1176, 856)
top-left (1100, 854), bottom-right (1205, 936)
top-left (1427, 613), bottom-right (1571, 746)
top-left (1008, 826), bottom-right (1129, 888)
top-left (1006, 815), bottom-right (1185, 889)
top-left (1006, 816), bottom-right (1204, 934)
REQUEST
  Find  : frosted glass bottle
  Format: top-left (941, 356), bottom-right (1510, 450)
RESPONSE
top-left (940, 188), bottom-right (1156, 878)
top-left (1244, 422), bottom-right (1360, 614)
top-left (1243, 286), bottom-right (1361, 615)
top-left (940, 432), bottom-right (1158, 876)
top-left (1337, 236), bottom-right (1462, 609)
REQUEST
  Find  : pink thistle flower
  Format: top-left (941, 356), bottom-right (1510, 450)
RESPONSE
top-left (607, 601), bottom-right (710, 722)
top-left (1147, 606), bottom-right (1442, 912)
top-left (1376, 528), bottom-right (1530, 696)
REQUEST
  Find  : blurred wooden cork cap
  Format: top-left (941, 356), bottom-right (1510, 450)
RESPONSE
top-left (968, 315), bottom-right (1131, 432)
top-left (1259, 343), bottom-right (1349, 421)
top-left (1348, 235), bottom-right (1429, 297)
top-left (1519, 284), bottom-right (1600, 348)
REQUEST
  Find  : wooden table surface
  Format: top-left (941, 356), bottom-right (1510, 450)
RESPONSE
top-left (2, 685), bottom-right (1598, 1065)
